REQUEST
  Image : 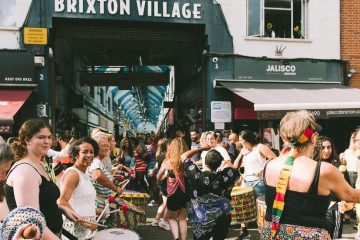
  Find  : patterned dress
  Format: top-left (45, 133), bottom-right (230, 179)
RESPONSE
top-left (184, 159), bottom-right (240, 239)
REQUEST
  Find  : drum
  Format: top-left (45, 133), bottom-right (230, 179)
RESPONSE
top-left (256, 196), bottom-right (267, 232)
top-left (92, 228), bottom-right (140, 240)
top-left (121, 190), bottom-right (150, 211)
top-left (108, 196), bottom-right (146, 229)
top-left (230, 186), bottom-right (257, 224)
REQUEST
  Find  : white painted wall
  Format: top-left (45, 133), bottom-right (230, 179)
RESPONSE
top-left (216, 0), bottom-right (340, 60)
top-left (0, 0), bottom-right (32, 49)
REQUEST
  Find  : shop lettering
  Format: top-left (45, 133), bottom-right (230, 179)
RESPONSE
top-left (54, 0), bottom-right (202, 19)
top-left (266, 65), bottom-right (296, 75)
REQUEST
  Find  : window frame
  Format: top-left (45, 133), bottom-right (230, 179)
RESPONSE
top-left (247, 0), bottom-right (308, 39)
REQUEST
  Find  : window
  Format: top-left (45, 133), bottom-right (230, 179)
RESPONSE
top-left (247, 0), bottom-right (307, 39)
top-left (89, 87), bottom-right (95, 98)
top-left (0, 0), bottom-right (16, 27)
top-left (108, 97), bottom-right (111, 112)
top-left (100, 88), bottom-right (105, 106)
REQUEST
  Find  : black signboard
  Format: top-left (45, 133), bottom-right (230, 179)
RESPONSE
top-left (0, 52), bottom-right (35, 86)
top-left (50, 0), bottom-right (205, 24)
top-left (234, 58), bottom-right (343, 83)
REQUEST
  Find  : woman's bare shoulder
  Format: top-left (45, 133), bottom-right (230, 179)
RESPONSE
top-left (7, 160), bottom-right (41, 185)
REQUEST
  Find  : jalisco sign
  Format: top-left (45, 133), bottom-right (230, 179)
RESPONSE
top-left (54, 0), bottom-right (202, 19)
top-left (234, 58), bottom-right (343, 83)
top-left (266, 64), bottom-right (296, 76)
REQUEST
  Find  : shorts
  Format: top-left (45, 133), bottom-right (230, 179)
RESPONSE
top-left (167, 188), bottom-right (186, 211)
top-left (244, 179), bottom-right (265, 197)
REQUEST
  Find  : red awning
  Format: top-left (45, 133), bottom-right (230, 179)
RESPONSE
top-left (0, 90), bottom-right (32, 120)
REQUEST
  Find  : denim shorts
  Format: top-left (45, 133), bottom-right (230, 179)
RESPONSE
top-left (244, 179), bottom-right (265, 197)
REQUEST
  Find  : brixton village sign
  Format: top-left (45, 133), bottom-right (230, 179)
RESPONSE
top-left (54, 0), bottom-right (202, 19)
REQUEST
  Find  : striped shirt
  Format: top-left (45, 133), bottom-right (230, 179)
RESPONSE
top-left (88, 157), bottom-right (113, 209)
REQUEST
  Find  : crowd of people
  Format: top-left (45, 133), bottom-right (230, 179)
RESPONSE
top-left (0, 110), bottom-right (360, 239)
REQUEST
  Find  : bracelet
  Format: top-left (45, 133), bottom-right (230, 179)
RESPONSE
top-left (112, 185), bottom-right (117, 192)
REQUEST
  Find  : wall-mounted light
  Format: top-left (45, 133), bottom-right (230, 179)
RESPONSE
top-left (348, 68), bottom-right (357, 78)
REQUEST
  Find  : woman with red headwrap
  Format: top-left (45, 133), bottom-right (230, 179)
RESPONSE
top-left (262, 110), bottom-right (360, 239)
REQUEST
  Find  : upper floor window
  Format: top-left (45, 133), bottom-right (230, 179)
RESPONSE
top-left (247, 0), bottom-right (307, 39)
top-left (0, 0), bottom-right (15, 27)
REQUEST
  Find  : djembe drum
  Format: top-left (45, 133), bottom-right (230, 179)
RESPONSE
top-left (108, 196), bottom-right (146, 229)
top-left (230, 186), bottom-right (257, 224)
top-left (256, 196), bottom-right (267, 232)
top-left (92, 228), bottom-right (140, 240)
top-left (121, 190), bottom-right (150, 214)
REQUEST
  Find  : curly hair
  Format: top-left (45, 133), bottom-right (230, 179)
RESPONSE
top-left (312, 136), bottom-right (339, 166)
top-left (167, 137), bottom-right (188, 176)
top-left (69, 137), bottom-right (99, 161)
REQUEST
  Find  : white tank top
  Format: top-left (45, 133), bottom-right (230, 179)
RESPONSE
top-left (344, 149), bottom-right (358, 172)
top-left (243, 144), bottom-right (267, 180)
top-left (62, 166), bottom-right (97, 217)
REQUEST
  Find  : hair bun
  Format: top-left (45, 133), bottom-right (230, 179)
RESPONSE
top-left (1, 207), bottom-right (46, 240)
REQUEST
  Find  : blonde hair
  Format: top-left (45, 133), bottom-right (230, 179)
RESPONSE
top-left (106, 133), bottom-right (115, 142)
top-left (280, 110), bottom-right (317, 148)
top-left (167, 137), bottom-right (188, 176)
top-left (156, 138), bottom-right (170, 160)
top-left (90, 128), bottom-right (102, 138)
top-left (199, 132), bottom-right (207, 145)
top-left (92, 132), bottom-right (108, 144)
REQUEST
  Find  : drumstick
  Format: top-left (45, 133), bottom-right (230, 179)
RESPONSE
top-left (85, 203), bottom-right (110, 239)
top-left (96, 203), bottom-right (110, 223)
top-left (109, 209), bottom-right (121, 214)
top-left (76, 219), bottom-right (107, 228)
top-left (120, 179), bottom-right (130, 189)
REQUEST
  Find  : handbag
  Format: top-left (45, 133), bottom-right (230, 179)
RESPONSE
top-left (187, 193), bottom-right (233, 225)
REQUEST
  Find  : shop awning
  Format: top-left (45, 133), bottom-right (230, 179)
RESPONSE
top-left (0, 90), bottom-right (32, 132)
top-left (218, 80), bottom-right (360, 119)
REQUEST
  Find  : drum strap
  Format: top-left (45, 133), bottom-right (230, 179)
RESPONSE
top-left (62, 229), bottom-right (77, 240)
top-left (271, 127), bottom-right (314, 239)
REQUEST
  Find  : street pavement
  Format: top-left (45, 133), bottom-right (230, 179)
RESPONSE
top-left (134, 206), bottom-right (358, 240)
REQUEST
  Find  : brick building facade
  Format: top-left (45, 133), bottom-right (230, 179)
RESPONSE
top-left (341, 1), bottom-right (360, 88)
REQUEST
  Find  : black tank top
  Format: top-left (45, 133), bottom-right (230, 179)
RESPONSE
top-left (264, 161), bottom-right (331, 231)
top-left (5, 163), bottom-right (63, 234)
